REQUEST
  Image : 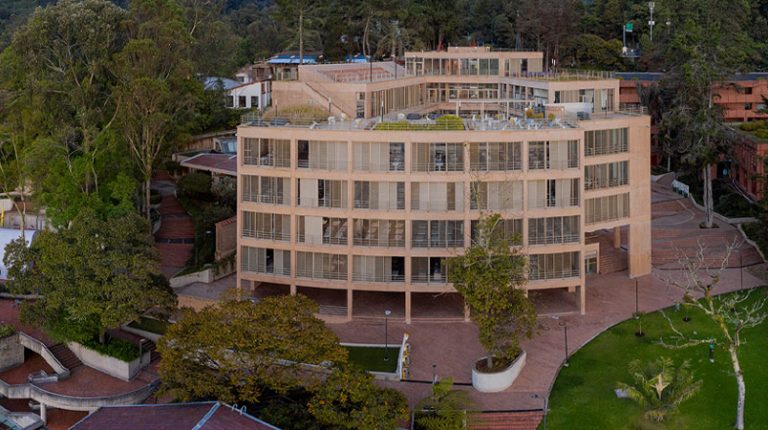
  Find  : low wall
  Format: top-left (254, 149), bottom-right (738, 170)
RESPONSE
top-left (0, 334), bottom-right (24, 371)
top-left (18, 333), bottom-right (69, 377)
top-left (67, 342), bottom-right (150, 382)
top-left (120, 325), bottom-right (162, 344)
top-left (169, 268), bottom-right (213, 288)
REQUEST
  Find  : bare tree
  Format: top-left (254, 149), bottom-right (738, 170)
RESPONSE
top-left (659, 240), bottom-right (767, 430)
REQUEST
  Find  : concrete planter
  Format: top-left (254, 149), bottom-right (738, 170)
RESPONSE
top-left (471, 350), bottom-right (526, 393)
top-left (67, 342), bottom-right (150, 382)
top-left (0, 333), bottom-right (23, 371)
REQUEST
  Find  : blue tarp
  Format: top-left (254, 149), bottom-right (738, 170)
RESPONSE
top-left (268, 53), bottom-right (318, 64)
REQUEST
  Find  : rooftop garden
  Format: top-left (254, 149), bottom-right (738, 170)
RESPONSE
top-left (128, 316), bottom-right (170, 335)
top-left (545, 288), bottom-right (768, 429)
top-left (738, 120), bottom-right (768, 140)
top-left (375, 114), bottom-right (465, 131)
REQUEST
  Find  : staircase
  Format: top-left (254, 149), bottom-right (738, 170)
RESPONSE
top-left (49, 344), bottom-right (83, 370)
top-left (467, 411), bottom-right (544, 430)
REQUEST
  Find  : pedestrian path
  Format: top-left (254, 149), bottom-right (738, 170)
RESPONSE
top-left (151, 173), bottom-right (194, 279)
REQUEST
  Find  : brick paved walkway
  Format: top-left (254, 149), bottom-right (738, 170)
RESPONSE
top-left (152, 174), bottom-right (195, 279)
top-left (330, 181), bottom-right (768, 414)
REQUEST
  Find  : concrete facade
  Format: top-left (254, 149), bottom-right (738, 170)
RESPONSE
top-left (0, 333), bottom-right (24, 371)
top-left (237, 48), bottom-right (652, 323)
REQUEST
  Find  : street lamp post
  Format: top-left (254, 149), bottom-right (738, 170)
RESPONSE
top-left (432, 363), bottom-right (437, 384)
top-left (559, 321), bottom-right (569, 367)
top-left (634, 278), bottom-right (639, 315)
top-left (384, 309), bottom-right (391, 361)
top-left (648, 2), bottom-right (656, 41)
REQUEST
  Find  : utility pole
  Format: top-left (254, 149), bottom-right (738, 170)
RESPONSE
top-left (648, 2), bottom-right (656, 41)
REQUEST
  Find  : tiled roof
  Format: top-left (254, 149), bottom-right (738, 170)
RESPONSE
top-left (69, 402), bottom-right (280, 430)
top-left (180, 153), bottom-right (237, 176)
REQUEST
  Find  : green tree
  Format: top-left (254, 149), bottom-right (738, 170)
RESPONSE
top-left (415, 377), bottom-right (471, 430)
top-left (307, 365), bottom-right (408, 430)
top-left (659, 0), bottom-right (757, 228)
top-left (157, 295), bottom-right (348, 403)
top-left (4, 209), bottom-right (176, 344)
top-left (617, 357), bottom-right (702, 422)
top-left (114, 0), bottom-right (201, 221)
top-left (447, 213), bottom-right (536, 370)
top-left (274, 0), bottom-right (325, 63)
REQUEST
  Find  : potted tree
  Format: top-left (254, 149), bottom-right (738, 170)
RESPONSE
top-left (447, 214), bottom-right (536, 393)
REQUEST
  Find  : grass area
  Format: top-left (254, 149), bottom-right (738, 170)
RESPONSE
top-left (545, 288), bottom-right (768, 429)
top-left (128, 316), bottom-right (169, 335)
top-left (345, 345), bottom-right (400, 373)
top-left (743, 222), bottom-right (768, 258)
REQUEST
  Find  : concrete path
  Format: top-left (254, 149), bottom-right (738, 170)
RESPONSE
top-left (152, 172), bottom-right (195, 279)
top-left (329, 181), bottom-right (768, 412)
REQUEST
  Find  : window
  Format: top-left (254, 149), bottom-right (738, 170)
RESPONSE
top-left (470, 181), bottom-right (523, 210)
top-left (412, 143), bottom-right (463, 172)
top-left (241, 175), bottom-right (290, 205)
top-left (296, 141), bottom-right (347, 170)
top-left (354, 181), bottom-right (405, 210)
top-left (412, 257), bottom-right (447, 283)
top-left (238, 96), bottom-right (247, 107)
top-left (412, 182), bottom-right (463, 211)
top-left (296, 252), bottom-right (347, 280)
top-left (470, 218), bottom-right (522, 244)
top-left (528, 252), bottom-right (580, 280)
top-left (412, 220), bottom-right (464, 248)
top-left (353, 256), bottom-right (405, 282)
top-left (297, 216), bottom-right (347, 245)
top-left (585, 193), bottom-right (630, 224)
top-left (585, 161), bottom-right (629, 190)
top-left (745, 103), bottom-right (753, 111)
top-left (585, 128), bottom-right (628, 156)
top-left (242, 138), bottom-right (290, 167)
top-left (529, 141), bottom-right (578, 170)
top-left (470, 142), bottom-right (522, 171)
top-left (240, 246), bottom-right (290, 276)
top-left (528, 216), bottom-right (580, 245)
top-left (528, 179), bottom-right (580, 208)
top-left (242, 212), bottom-right (291, 241)
top-left (354, 142), bottom-right (405, 172)
top-left (297, 179), bottom-right (347, 208)
top-left (745, 87), bottom-right (753, 95)
top-left (250, 96), bottom-right (259, 109)
top-left (353, 219), bottom-right (405, 247)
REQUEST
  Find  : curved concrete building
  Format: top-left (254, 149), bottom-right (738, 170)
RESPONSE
top-left (237, 47), bottom-right (651, 323)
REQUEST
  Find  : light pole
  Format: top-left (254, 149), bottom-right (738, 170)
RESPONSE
top-left (532, 394), bottom-right (548, 430)
top-left (648, 2), bottom-right (656, 41)
top-left (432, 363), bottom-right (437, 384)
top-left (634, 278), bottom-right (639, 315)
top-left (559, 321), bottom-right (569, 367)
top-left (384, 309), bottom-right (391, 361)
top-left (740, 252), bottom-right (744, 290)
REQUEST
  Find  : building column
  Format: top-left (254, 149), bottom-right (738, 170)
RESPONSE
top-left (290, 285), bottom-right (297, 296)
top-left (405, 292), bottom-right (412, 325)
top-left (580, 284), bottom-right (586, 315)
top-left (39, 403), bottom-right (47, 424)
top-left (613, 226), bottom-right (621, 249)
top-left (463, 302), bottom-right (470, 322)
top-left (346, 289), bottom-right (353, 322)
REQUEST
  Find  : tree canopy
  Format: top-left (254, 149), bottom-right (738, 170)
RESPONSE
top-left (4, 209), bottom-right (176, 344)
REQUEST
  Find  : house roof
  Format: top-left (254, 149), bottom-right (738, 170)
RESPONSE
top-left (0, 228), bottom-right (36, 281)
top-left (69, 402), bottom-right (280, 430)
top-left (203, 76), bottom-right (242, 91)
top-left (180, 153), bottom-right (237, 176)
top-left (268, 52), bottom-right (319, 64)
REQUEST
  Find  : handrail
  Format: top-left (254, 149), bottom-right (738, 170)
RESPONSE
top-left (17, 332), bottom-right (70, 378)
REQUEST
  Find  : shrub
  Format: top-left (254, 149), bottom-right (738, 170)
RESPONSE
top-left (754, 129), bottom-right (768, 140)
top-left (82, 337), bottom-right (140, 362)
top-left (0, 323), bottom-right (15, 339)
top-left (164, 160), bottom-right (182, 176)
top-left (177, 172), bottom-right (212, 200)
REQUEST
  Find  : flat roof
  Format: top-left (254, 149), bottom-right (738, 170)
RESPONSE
top-left (180, 153), bottom-right (237, 176)
top-left (70, 402), bottom-right (281, 430)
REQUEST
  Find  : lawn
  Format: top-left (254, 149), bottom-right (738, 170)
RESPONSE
top-left (345, 345), bottom-right (400, 373)
top-left (128, 316), bottom-right (170, 335)
top-left (545, 288), bottom-right (768, 429)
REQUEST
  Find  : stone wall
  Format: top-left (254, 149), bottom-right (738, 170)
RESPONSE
top-left (0, 334), bottom-right (24, 371)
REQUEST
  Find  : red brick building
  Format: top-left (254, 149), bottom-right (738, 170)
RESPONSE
top-left (617, 72), bottom-right (768, 200)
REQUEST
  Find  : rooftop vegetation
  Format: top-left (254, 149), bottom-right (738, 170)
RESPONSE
top-left (375, 114), bottom-right (464, 131)
top-left (0, 323), bottom-right (15, 339)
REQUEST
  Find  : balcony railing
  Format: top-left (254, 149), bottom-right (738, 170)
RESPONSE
top-left (528, 197), bottom-right (580, 209)
top-left (297, 159), bottom-right (347, 170)
top-left (528, 159), bottom-right (579, 170)
top-left (354, 200), bottom-right (405, 210)
top-left (297, 233), bottom-right (348, 245)
top-left (298, 197), bottom-right (346, 209)
top-left (242, 229), bottom-right (291, 241)
top-left (411, 162), bottom-right (464, 173)
top-left (470, 160), bottom-right (522, 171)
top-left (584, 177), bottom-right (629, 190)
top-left (243, 154), bottom-right (290, 168)
top-left (352, 273), bottom-right (406, 283)
top-left (241, 264), bottom-right (291, 276)
top-left (353, 237), bottom-right (406, 247)
top-left (585, 143), bottom-right (628, 157)
top-left (354, 161), bottom-right (405, 172)
top-left (528, 268), bottom-right (580, 281)
top-left (528, 234), bottom-right (581, 246)
top-left (411, 273), bottom-right (449, 284)
top-left (411, 238), bottom-right (465, 248)
top-left (241, 193), bottom-right (287, 205)
top-left (296, 269), bottom-right (347, 281)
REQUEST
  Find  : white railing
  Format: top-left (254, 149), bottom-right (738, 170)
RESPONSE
top-left (470, 160), bottom-right (522, 171)
top-left (528, 234), bottom-right (581, 246)
top-left (528, 159), bottom-right (579, 170)
top-left (295, 270), bottom-right (347, 281)
top-left (242, 155), bottom-right (291, 168)
top-left (241, 193), bottom-right (288, 205)
top-left (585, 143), bottom-right (628, 157)
top-left (240, 264), bottom-right (291, 276)
top-left (242, 229), bottom-right (291, 241)
top-left (585, 177), bottom-right (629, 190)
top-left (353, 237), bottom-right (406, 247)
top-left (354, 200), bottom-right (405, 211)
top-left (411, 273), bottom-right (449, 284)
top-left (353, 161), bottom-right (405, 172)
top-left (528, 197), bottom-right (580, 209)
top-left (411, 238), bottom-right (465, 248)
top-left (297, 233), bottom-right (348, 245)
top-left (411, 162), bottom-right (464, 173)
top-left (529, 268), bottom-right (580, 281)
top-left (352, 273), bottom-right (406, 283)
top-left (298, 197), bottom-right (347, 209)
top-left (297, 159), bottom-right (348, 170)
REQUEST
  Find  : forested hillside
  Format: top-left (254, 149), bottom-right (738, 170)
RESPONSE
top-left (3, 0), bottom-right (768, 73)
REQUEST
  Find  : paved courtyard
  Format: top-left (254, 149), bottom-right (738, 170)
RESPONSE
top-left (329, 182), bottom-right (768, 411)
